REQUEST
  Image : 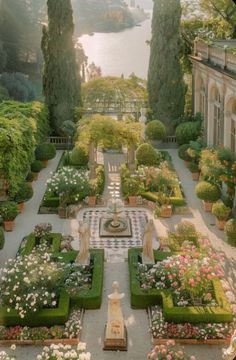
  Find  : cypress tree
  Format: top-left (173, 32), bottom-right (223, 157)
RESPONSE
top-left (147, 0), bottom-right (186, 133)
top-left (41, 0), bottom-right (81, 133)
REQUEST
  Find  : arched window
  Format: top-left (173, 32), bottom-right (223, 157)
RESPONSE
top-left (231, 102), bottom-right (236, 154)
top-left (213, 88), bottom-right (221, 146)
top-left (200, 79), bottom-right (205, 118)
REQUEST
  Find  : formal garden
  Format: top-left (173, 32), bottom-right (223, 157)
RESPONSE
top-left (1, 0), bottom-right (236, 359)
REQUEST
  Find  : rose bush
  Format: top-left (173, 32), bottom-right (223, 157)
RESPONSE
top-left (147, 340), bottom-right (197, 359)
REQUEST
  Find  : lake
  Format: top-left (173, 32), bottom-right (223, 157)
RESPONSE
top-left (79, 13), bottom-right (152, 80)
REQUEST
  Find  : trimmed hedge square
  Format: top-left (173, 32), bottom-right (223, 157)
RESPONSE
top-left (0, 290), bottom-right (70, 327)
top-left (129, 248), bottom-right (233, 323)
top-left (59, 249), bottom-right (104, 309)
top-left (19, 233), bottom-right (62, 256)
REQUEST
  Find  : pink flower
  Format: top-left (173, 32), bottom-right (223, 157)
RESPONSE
top-left (188, 278), bottom-right (195, 286)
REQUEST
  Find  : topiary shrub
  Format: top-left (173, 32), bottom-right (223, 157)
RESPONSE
top-left (70, 145), bottom-right (89, 167)
top-left (212, 202), bottom-right (231, 221)
top-left (136, 143), bottom-right (161, 166)
top-left (13, 182), bottom-right (33, 203)
top-left (225, 219), bottom-right (236, 245)
top-left (175, 122), bottom-right (200, 145)
top-left (178, 144), bottom-right (192, 161)
top-left (0, 227), bottom-right (5, 250)
top-left (145, 120), bottom-right (166, 141)
top-left (31, 160), bottom-right (44, 173)
top-left (187, 162), bottom-right (199, 173)
top-left (195, 181), bottom-right (221, 202)
top-left (35, 143), bottom-right (56, 161)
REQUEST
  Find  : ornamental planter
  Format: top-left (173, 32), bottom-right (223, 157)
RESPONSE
top-left (3, 220), bottom-right (15, 231)
top-left (128, 196), bottom-right (138, 206)
top-left (160, 205), bottom-right (172, 218)
top-left (0, 338), bottom-right (80, 347)
top-left (202, 201), bottom-right (213, 212)
top-left (18, 202), bottom-right (25, 213)
top-left (152, 338), bottom-right (231, 346)
top-left (88, 196), bottom-right (96, 206)
top-left (191, 172), bottom-right (200, 181)
top-left (184, 160), bottom-right (189, 167)
top-left (216, 218), bottom-right (226, 231)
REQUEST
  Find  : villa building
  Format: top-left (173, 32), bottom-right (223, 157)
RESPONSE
top-left (191, 39), bottom-right (236, 153)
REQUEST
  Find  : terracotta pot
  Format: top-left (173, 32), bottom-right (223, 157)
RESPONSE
top-left (202, 201), bottom-right (213, 212)
top-left (160, 205), bottom-right (173, 218)
top-left (58, 207), bottom-right (67, 219)
top-left (4, 220), bottom-right (15, 231)
top-left (191, 172), bottom-right (200, 181)
top-left (88, 196), bottom-right (96, 206)
top-left (18, 202), bottom-right (25, 213)
top-left (216, 218), bottom-right (226, 230)
top-left (42, 160), bottom-right (49, 168)
top-left (184, 160), bottom-right (189, 167)
top-left (128, 196), bottom-right (137, 206)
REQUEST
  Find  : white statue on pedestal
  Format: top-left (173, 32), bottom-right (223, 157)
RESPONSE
top-left (106, 281), bottom-right (125, 339)
top-left (142, 219), bottom-right (155, 264)
top-left (139, 107), bottom-right (147, 141)
top-left (222, 330), bottom-right (236, 360)
top-left (75, 220), bottom-right (90, 266)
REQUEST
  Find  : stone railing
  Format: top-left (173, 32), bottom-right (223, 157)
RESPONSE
top-left (193, 39), bottom-right (236, 73)
top-left (47, 137), bottom-right (73, 150)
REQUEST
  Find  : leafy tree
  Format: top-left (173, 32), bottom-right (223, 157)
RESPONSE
top-left (0, 73), bottom-right (36, 102)
top-left (41, 0), bottom-right (81, 134)
top-left (147, 0), bottom-right (186, 133)
top-left (199, 0), bottom-right (236, 38)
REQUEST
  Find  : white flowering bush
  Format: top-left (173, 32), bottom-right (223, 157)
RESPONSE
top-left (46, 167), bottom-right (91, 205)
top-left (0, 245), bottom-right (68, 318)
top-left (36, 343), bottom-right (91, 360)
top-left (64, 309), bottom-right (82, 339)
top-left (0, 345), bottom-right (16, 360)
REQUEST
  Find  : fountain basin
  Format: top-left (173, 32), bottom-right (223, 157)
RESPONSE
top-left (99, 217), bottom-right (132, 237)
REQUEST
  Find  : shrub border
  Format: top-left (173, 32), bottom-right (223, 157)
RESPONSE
top-left (128, 248), bottom-right (233, 323)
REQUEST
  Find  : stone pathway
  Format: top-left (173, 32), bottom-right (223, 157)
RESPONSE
top-left (0, 149), bottom-right (235, 359)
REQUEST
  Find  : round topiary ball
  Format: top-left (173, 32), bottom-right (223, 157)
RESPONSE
top-left (195, 181), bottom-right (221, 202)
top-left (225, 218), bottom-right (236, 245)
top-left (178, 144), bottom-right (192, 161)
top-left (35, 143), bottom-right (56, 161)
top-left (145, 120), bottom-right (166, 141)
top-left (70, 145), bottom-right (89, 167)
top-left (175, 122), bottom-right (200, 145)
top-left (31, 160), bottom-right (43, 173)
top-left (136, 143), bottom-right (161, 166)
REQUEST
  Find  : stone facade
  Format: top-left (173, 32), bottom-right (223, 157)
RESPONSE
top-left (190, 39), bottom-right (236, 153)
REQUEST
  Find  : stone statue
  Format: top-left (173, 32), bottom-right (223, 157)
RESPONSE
top-left (75, 220), bottom-right (90, 265)
top-left (139, 107), bottom-right (147, 141)
top-left (104, 281), bottom-right (127, 351)
top-left (222, 329), bottom-right (236, 360)
top-left (142, 219), bottom-right (155, 264)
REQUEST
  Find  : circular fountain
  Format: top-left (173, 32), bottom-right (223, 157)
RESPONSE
top-left (99, 198), bottom-right (132, 237)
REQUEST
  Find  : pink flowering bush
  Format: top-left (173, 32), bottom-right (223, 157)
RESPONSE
top-left (138, 248), bottom-right (224, 306)
top-left (147, 340), bottom-right (197, 359)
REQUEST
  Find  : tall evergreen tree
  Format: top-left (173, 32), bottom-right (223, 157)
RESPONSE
top-left (147, 0), bottom-right (186, 132)
top-left (41, 0), bottom-right (81, 133)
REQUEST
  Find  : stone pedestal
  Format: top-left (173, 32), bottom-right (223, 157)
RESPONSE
top-left (104, 281), bottom-right (127, 351)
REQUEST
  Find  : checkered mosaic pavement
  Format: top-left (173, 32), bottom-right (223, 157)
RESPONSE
top-left (83, 209), bottom-right (149, 249)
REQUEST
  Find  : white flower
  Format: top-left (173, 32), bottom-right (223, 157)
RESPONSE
top-left (10, 344), bottom-right (16, 350)
top-left (77, 342), bottom-right (86, 351)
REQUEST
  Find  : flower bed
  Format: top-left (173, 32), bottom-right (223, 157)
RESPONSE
top-left (128, 248), bottom-right (233, 323)
top-left (18, 232), bottom-right (62, 256)
top-left (149, 306), bottom-right (233, 345)
top-left (0, 308), bottom-right (83, 346)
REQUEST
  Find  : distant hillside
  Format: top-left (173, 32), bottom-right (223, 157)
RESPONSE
top-left (72, 0), bottom-right (148, 35)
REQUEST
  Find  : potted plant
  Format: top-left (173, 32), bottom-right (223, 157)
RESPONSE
top-left (0, 226), bottom-right (5, 249)
top-left (0, 201), bottom-right (19, 231)
top-left (31, 160), bottom-right (44, 179)
top-left (124, 176), bottom-right (141, 206)
top-left (35, 143), bottom-right (56, 167)
top-left (187, 162), bottom-right (200, 181)
top-left (212, 202), bottom-right (231, 230)
top-left (158, 193), bottom-right (172, 218)
top-left (178, 143), bottom-right (192, 166)
top-left (195, 181), bottom-right (221, 212)
top-left (26, 171), bottom-right (35, 184)
top-left (13, 182), bottom-right (34, 213)
top-left (225, 218), bottom-right (236, 246)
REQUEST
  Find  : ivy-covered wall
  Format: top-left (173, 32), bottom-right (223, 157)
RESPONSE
top-left (0, 101), bottom-right (50, 196)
